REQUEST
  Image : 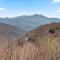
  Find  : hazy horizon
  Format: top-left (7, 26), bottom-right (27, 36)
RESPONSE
top-left (0, 0), bottom-right (60, 18)
top-left (0, 14), bottom-right (60, 19)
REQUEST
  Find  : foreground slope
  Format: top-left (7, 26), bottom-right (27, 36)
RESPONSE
top-left (1, 23), bottom-right (60, 60)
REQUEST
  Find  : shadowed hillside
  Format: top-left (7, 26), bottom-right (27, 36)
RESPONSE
top-left (0, 23), bottom-right (26, 58)
top-left (0, 23), bottom-right (26, 48)
top-left (1, 23), bottom-right (60, 60)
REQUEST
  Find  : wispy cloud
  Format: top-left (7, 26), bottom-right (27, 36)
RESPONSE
top-left (0, 8), bottom-right (5, 11)
top-left (57, 8), bottom-right (60, 13)
top-left (52, 0), bottom-right (60, 3)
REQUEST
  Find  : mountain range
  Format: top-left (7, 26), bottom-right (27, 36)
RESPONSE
top-left (0, 14), bottom-right (60, 31)
top-left (0, 14), bottom-right (60, 48)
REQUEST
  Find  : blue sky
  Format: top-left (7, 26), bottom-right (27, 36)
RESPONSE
top-left (0, 0), bottom-right (60, 18)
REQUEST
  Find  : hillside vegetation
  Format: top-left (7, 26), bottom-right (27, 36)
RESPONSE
top-left (1, 23), bottom-right (60, 60)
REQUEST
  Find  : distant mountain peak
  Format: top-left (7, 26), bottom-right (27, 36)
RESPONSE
top-left (32, 14), bottom-right (48, 18)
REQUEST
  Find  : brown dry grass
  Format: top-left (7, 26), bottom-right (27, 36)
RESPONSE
top-left (1, 36), bottom-right (60, 60)
top-left (0, 49), bottom-right (4, 58)
top-left (1, 40), bottom-right (39, 60)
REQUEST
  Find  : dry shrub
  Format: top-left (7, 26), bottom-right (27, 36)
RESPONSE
top-left (1, 40), bottom-right (39, 60)
top-left (1, 36), bottom-right (60, 60)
